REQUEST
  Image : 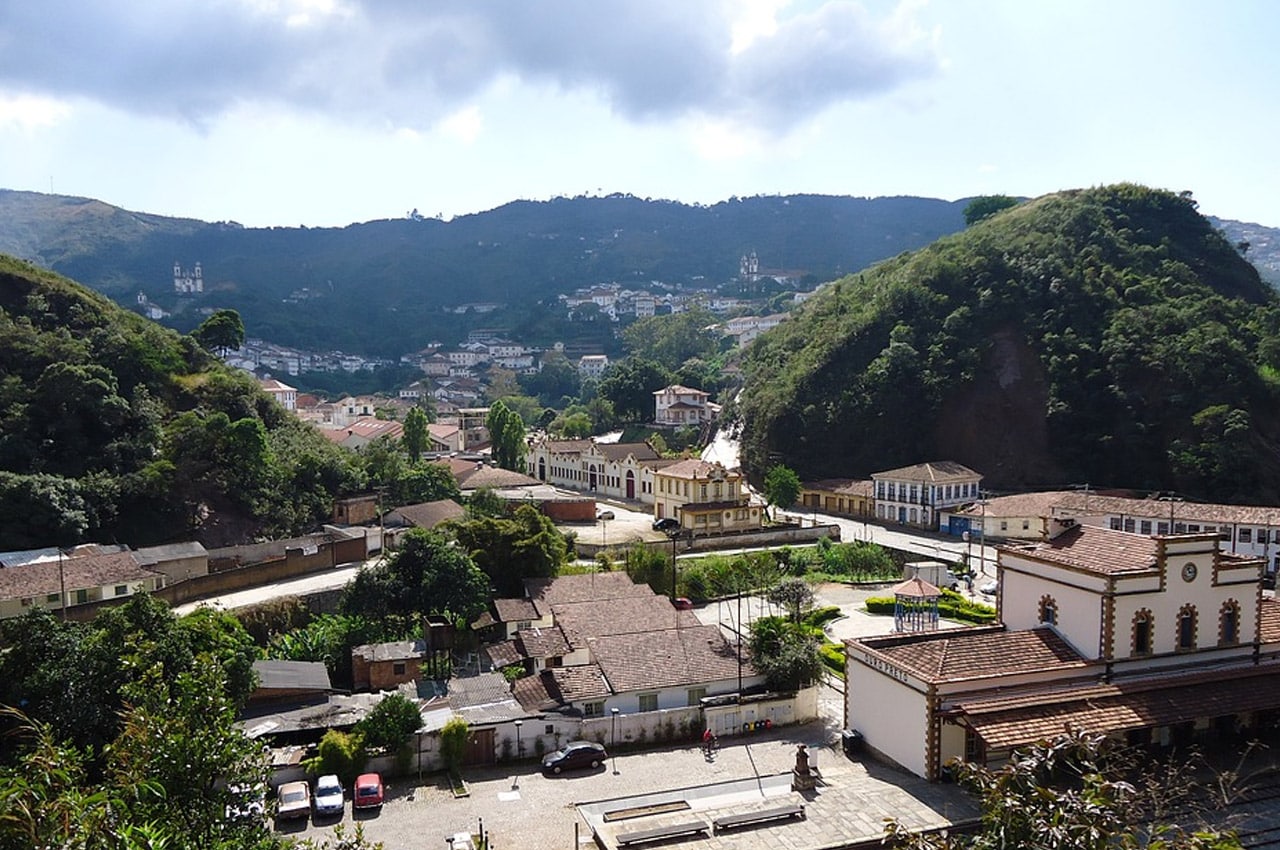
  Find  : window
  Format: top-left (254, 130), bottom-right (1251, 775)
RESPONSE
top-left (1132, 611), bottom-right (1153, 656)
top-left (19, 597), bottom-right (32, 607)
top-left (1261, 529), bottom-right (1271, 545)
top-left (687, 687), bottom-right (707, 706)
top-left (545, 724), bottom-right (555, 735)
top-left (1123, 518), bottom-right (1135, 532)
top-left (546, 656), bottom-right (562, 668)
top-left (393, 662), bottom-right (407, 676)
top-left (1157, 522), bottom-right (1169, 535)
top-left (46, 593), bottom-right (59, 603)
top-left (1177, 606), bottom-right (1197, 651)
top-left (1110, 518), bottom-right (1123, 531)
top-left (1239, 528), bottom-right (1253, 544)
top-left (1022, 520), bottom-right (1031, 530)
top-left (583, 701), bottom-right (604, 718)
top-left (1000, 520), bottom-right (1008, 531)
top-left (1220, 602), bottom-right (1240, 646)
top-left (114, 584), bottom-right (128, 596)
top-left (1140, 520), bottom-right (1152, 535)
top-left (74, 589), bottom-right (88, 605)
top-left (1039, 596), bottom-right (1057, 626)
top-left (638, 694), bottom-right (658, 712)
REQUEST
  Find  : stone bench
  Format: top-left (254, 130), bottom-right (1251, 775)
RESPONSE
top-left (615, 820), bottom-right (709, 846)
top-left (712, 804), bottom-right (805, 832)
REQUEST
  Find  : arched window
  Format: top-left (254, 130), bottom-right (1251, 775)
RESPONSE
top-left (1132, 609), bottom-right (1153, 656)
top-left (1177, 604), bottom-right (1198, 651)
top-left (1220, 601), bottom-right (1241, 646)
top-left (1038, 595), bottom-right (1058, 626)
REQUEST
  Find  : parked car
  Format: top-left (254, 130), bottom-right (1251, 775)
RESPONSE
top-left (276, 781), bottom-right (311, 821)
top-left (652, 517), bottom-right (680, 532)
top-left (313, 774), bottom-right (344, 818)
top-left (596, 509), bottom-right (615, 521)
top-left (673, 597), bottom-right (694, 610)
top-left (543, 741), bottom-right (607, 774)
top-left (224, 783), bottom-right (266, 822)
top-left (353, 773), bottom-right (384, 809)
top-left (979, 579), bottom-right (999, 596)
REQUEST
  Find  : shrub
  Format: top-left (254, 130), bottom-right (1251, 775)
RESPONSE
top-left (804, 606), bottom-right (843, 627)
top-left (303, 729), bottom-right (366, 785)
top-left (819, 643), bottom-right (846, 676)
top-left (440, 716), bottom-right (469, 775)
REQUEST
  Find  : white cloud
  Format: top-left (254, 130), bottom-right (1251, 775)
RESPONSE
top-left (439, 105), bottom-right (483, 144)
top-left (0, 93), bottom-right (71, 130)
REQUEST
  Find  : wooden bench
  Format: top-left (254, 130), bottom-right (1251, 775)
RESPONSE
top-left (712, 804), bottom-right (805, 832)
top-left (615, 820), bottom-right (709, 846)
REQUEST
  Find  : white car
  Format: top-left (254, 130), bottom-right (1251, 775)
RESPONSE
top-left (979, 579), bottom-right (999, 596)
top-left (313, 774), bottom-right (345, 818)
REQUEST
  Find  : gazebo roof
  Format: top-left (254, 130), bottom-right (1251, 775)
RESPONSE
top-left (892, 577), bottom-right (941, 598)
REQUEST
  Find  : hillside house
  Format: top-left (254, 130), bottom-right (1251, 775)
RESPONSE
top-left (846, 519), bottom-right (1280, 781)
top-left (352, 639), bottom-right (430, 692)
top-left (259, 378), bottom-right (297, 411)
top-left (527, 438), bottom-right (673, 505)
top-left (800, 479), bottom-right (875, 519)
top-left (0, 551), bottom-right (165, 619)
top-left (653, 385), bottom-right (719, 427)
top-left (578, 354), bottom-right (610, 379)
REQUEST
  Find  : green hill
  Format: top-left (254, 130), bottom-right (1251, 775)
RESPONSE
top-left (0, 190), bottom-right (972, 356)
top-left (0, 257), bottom-right (362, 549)
top-left (737, 185), bottom-right (1280, 504)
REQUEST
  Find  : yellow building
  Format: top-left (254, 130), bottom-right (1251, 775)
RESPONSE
top-left (653, 460), bottom-right (761, 535)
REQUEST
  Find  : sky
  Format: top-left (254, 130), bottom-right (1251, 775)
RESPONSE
top-left (1, 0), bottom-right (1278, 229)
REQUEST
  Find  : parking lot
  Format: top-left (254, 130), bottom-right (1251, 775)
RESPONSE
top-left (282, 704), bottom-right (977, 850)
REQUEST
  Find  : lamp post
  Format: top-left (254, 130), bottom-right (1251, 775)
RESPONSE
top-left (666, 528), bottom-right (682, 603)
top-left (610, 708), bottom-right (619, 774)
top-left (514, 719), bottom-right (523, 762)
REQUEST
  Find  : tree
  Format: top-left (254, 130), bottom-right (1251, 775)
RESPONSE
top-left (767, 577), bottom-right (815, 622)
top-left (402, 406), bottom-right (428, 463)
top-left (747, 616), bottom-right (823, 691)
top-left (342, 528), bottom-right (489, 624)
top-left (597, 357), bottom-right (672, 423)
top-left (356, 693), bottom-right (423, 756)
top-left (439, 717), bottom-right (469, 776)
top-left (192, 309), bottom-right (246, 356)
top-left (450, 504), bottom-right (568, 596)
top-left (962, 194), bottom-right (1019, 225)
top-left (883, 728), bottom-right (1240, 850)
top-left (486, 400), bottom-right (527, 472)
top-left (621, 308), bottom-right (721, 371)
top-left (303, 729), bottom-right (367, 787)
top-left (763, 465), bottom-right (802, 520)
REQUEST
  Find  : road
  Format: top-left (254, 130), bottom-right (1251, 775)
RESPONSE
top-left (782, 510), bottom-right (999, 577)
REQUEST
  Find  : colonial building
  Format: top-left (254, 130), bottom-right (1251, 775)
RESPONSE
top-left (872, 461), bottom-right (982, 530)
top-left (259, 378), bottom-right (297, 411)
top-left (526, 437), bottom-right (672, 504)
top-left (653, 460), bottom-right (761, 535)
top-left (846, 519), bottom-right (1280, 781)
top-left (800, 478), bottom-right (875, 519)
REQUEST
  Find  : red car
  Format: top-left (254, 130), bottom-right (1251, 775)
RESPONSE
top-left (353, 773), bottom-right (384, 809)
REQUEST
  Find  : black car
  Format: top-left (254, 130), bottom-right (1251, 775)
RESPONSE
top-left (652, 517), bottom-right (680, 532)
top-left (542, 741), bottom-right (607, 774)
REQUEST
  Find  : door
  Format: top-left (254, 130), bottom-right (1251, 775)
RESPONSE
top-left (463, 728), bottom-right (496, 766)
top-left (626, 471), bottom-right (636, 499)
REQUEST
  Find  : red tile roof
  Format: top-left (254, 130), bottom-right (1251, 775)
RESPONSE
top-left (656, 459), bottom-right (739, 480)
top-left (493, 597), bottom-right (540, 622)
top-left (891, 577), bottom-right (941, 598)
top-left (524, 571), bottom-right (651, 610)
top-left (0, 552), bottom-right (162, 599)
top-left (553, 596), bottom-right (699, 646)
top-left (1004, 524), bottom-right (1159, 575)
top-left (872, 461), bottom-right (980, 483)
top-left (957, 663), bottom-right (1280, 751)
top-left (854, 626), bottom-right (1090, 684)
top-left (1261, 598), bottom-right (1280, 645)
top-left (590, 625), bottom-right (750, 693)
top-left (513, 664), bottom-right (613, 710)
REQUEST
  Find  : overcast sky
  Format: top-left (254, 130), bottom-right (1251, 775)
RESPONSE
top-left (1, 0), bottom-right (1277, 228)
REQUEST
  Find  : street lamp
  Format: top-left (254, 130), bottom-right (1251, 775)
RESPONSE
top-left (610, 708), bottom-right (619, 774)
top-left (666, 528), bottom-right (683, 603)
top-left (514, 719), bottom-right (523, 762)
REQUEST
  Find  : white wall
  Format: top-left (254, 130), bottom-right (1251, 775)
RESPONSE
top-left (847, 659), bottom-right (929, 778)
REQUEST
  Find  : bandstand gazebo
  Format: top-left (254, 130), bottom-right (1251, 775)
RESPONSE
top-left (892, 577), bottom-right (940, 632)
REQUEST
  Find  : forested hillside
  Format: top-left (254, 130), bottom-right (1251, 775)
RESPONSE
top-left (737, 185), bottom-right (1280, 504)
top-left (0, 257), bottom-right (362, 549)
top-left (0, 190), bottom-right (971, 355)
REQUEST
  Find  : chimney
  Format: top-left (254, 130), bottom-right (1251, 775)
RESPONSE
top-left (1045, 516), bottom-right (1078, 541)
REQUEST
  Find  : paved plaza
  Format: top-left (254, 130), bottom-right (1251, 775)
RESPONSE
top-left (286, 696), bottom-right (979, 850)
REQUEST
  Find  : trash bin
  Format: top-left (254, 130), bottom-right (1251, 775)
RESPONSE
top-left (841, 729), bottom-right (863, 757)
